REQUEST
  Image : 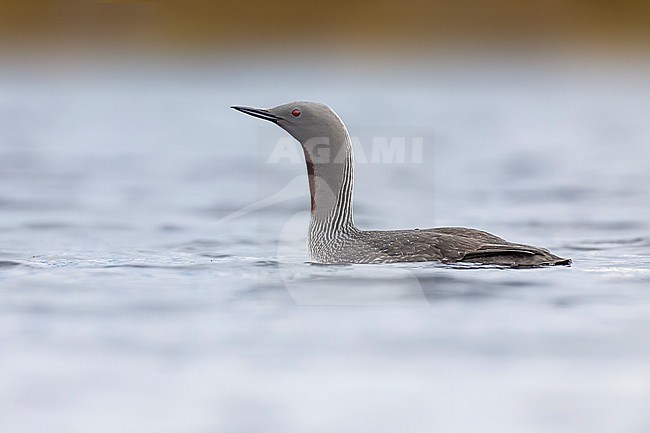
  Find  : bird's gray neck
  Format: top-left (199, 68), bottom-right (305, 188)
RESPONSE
top-left (302, 133), bottom-right (355, 234)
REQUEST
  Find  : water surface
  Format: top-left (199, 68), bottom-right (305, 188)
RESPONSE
top-left (1, 58), bottom-right (649, 433)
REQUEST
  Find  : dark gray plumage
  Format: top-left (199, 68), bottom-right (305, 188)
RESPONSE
top-left (328, 227), bottom-right (570, 267)
top-left (232, 101), bottom-right (571, 268)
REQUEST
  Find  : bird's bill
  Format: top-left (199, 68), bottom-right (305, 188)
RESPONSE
top-left (231, 106), bottom-right (282, 123)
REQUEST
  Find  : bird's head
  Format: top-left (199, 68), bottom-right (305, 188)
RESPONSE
top-left (231, 101), bottom-right (347, 147)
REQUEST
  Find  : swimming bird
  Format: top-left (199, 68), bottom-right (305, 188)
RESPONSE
top-left (231, 101), bottom-right (571, 267)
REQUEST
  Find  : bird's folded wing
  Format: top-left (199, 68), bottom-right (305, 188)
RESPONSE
top-left (461, 243), bottom-right (538, 259)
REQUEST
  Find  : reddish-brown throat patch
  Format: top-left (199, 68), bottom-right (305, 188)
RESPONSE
top-left (302, 148), bottom-right (316, 213)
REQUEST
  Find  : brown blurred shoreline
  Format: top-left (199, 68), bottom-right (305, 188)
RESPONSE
top-left (1, 0), bottom-right (650, 57)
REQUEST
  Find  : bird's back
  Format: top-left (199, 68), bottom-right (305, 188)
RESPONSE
top-left (323, 227), bottom-right (571, 267)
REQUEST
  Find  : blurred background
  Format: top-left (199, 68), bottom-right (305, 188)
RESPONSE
top-left (2, 0), bottom-right (650, 55)
top-left (1, 2), bottom-right (650, 433)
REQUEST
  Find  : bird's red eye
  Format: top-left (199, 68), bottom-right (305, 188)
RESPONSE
top-left (291, 108), bottom-right (301, 117)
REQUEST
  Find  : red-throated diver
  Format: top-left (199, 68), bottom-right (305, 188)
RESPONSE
top-left (231, 101), bottom-right (571, 267)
